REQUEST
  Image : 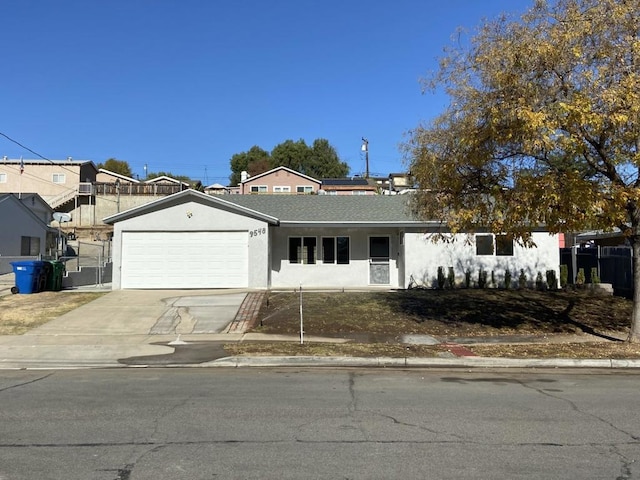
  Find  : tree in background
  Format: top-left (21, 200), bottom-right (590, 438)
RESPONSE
top-left (406, 0), bottom-right (640, 340)
top-left (229, 138), bottom-right (349, 185)
top-left (308, 138), bottom-right (349, 179)
top-left (229, 146), bottom-right (271, 185)
top-left (97, 158), bottom-right (133, 177)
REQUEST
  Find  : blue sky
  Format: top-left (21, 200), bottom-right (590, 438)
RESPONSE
top-left (2, 0), bottom-right (534, 185)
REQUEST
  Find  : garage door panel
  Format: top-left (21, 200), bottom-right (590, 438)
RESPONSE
top-left (121, 231), bottom-right (248, 289)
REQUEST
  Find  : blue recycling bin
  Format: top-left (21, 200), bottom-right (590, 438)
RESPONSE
top-left (10, 260), bottom-right (46, 294)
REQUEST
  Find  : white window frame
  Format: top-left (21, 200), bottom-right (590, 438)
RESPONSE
top-left (52, 173), bottom-right (66, 184)
top-left (0, 173), bottom-right (6, 183)
top-left (296, 185), bottom-right (314, 194)
top-left (327, 190), bottom-right (338, 195)
top-left (273, 186), bottom-right (291, 193)
top-left (352, 190), bottom-right (367, 195)
top-left (250, 185), bottom-right (267, 193)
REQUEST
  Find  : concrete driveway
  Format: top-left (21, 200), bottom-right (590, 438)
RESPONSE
top-left (25, 289), bottom-right (248, 336)
top-left (0, 289), bottom-right (250, 368)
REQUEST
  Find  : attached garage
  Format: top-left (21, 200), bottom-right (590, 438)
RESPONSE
top-left (104, 191), bottom-right (276, 290)
top-left (121, 231), bottom-right (248, 289)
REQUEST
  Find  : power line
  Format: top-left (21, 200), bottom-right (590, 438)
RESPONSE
top-left (0, 131), bottom-right (51, 161)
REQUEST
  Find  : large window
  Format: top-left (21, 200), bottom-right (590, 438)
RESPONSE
top-left (250, 185), bottom-right (267, 193)
top-left (475, 235), bottom-right (494, 256)
top-left (289, 237), bottom-right (317, 264)
top-left (496, 235), bottom-right (514, 256)
top-left (21, 236), bottom-right (40, 256)
top-left (322, 237), bottom-right (350, 264)
top-left (52, 173), bottom-right (66, 184)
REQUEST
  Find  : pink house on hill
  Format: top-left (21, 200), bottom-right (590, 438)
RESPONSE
top-left (240, 166), bottom-right (321, 194)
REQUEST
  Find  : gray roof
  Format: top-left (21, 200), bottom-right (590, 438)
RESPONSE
top-left (223, 194), bottom-right (421, 223)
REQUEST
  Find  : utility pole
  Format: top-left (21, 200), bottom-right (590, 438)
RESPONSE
top-left (361, 137), bottom-right (369, 179)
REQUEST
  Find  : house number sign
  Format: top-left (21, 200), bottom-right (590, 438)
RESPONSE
top-left (249, 228), bottom-right (266, 239)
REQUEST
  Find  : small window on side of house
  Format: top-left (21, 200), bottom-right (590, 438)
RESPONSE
top-left (0, 173), bottom-right (6, 183)
top-left (20, 236), bottom-right (40, 255)
top-left (496, 235), bottom-right (514, 256)
top-left (273, 186), bottom-right (291, 193)
top-left (296, 185), bottom-right (313, 193)
top-left (476, 234), bottom-right (494, 256)
top-left (250, 185), bottom-right (267, 193)
top-left (52, 173), bottom-right (66, 184)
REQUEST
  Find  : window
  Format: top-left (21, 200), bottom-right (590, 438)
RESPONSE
top-left (52, 173), bottom-right (66, 184)
top-left (327, 190), bottom-right (338, 195)
top-left (0, 173), bottom-right (6, 183)
top-left (289, 237), bottom-right (317, 264)
top-left (273, 186), bottom-right (291, 193)
top-left (296, 185), bottom-right (313, 193)
top-left (250, 185), bottom-right (267, 193)
top-left (496, 235), bottom-right (514, 256)
top-left (475, 235), bottom-right (494, 255)
top-left (322, 237), bottom-right (350, 264)
top-left (21, 236), bottom-right (40, 255)
top-left (352, 190), bottom-right (367, 195)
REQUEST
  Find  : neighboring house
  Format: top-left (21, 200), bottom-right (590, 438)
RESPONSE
top-left (0, 194), bottom-right (56, 274)
top-left (320, 177), bottom-right (378, 195)
top-left (0, 157), bottom-right (97, 211)
top-left (144, 175), bottom-right (190, 194)
top-left (204, 183), bottom-right (230, 195)
top-left (372, 173), bottom-right (415, 195)
top-left (95, 168), bottom-right (140, 186)
top-left (240, 166), bottom-right (322, 194)
top-left (103, 190), bottom-right (560, 290)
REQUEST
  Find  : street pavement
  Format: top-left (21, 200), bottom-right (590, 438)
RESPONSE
top-left (1, 273), bottom-right (639, 370)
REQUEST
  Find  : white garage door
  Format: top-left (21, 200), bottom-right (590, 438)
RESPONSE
top-left (121, 231), bottom-right (248, 289)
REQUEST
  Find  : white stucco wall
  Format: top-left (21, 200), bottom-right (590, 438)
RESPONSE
top-left (111, 200), bottom-right (270, 289)
top-left (269, 227), bottom-right (402, 289)
top-left (403, 230), bottom-right (560, 288)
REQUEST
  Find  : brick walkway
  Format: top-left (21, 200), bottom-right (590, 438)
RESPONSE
top-left (441, 342), bottom-right (478, 357)
top-left (225, 291), bottom-right (266, 334)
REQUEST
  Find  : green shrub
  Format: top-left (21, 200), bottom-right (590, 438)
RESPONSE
top-left (590, 267), bottom-right (601, 284)
top-left (447, 267), bottom-right (455, 289)
top-left (559, 264), bottom-right (568, 288)
top-left (437, 266), bottom-right (446, 289)
top-left (576, 268), bottom-right (586, 285)
top-left (504, 270), bottom-right (512, 289)
top-left (518, 269), bottom-right (527, 289)
top-left (546, 270), bottom-right (558, 290)
top-left (465, 269), bottom-right (472, 288)
top-left (478, 269), bottom-right (487, 289)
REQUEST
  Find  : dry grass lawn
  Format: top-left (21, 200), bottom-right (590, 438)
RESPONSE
top-left (0, 291), bottom-right (106, 335)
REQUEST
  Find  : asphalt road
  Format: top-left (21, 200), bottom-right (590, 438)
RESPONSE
top-left (0, 368), bottom-right (638, 479)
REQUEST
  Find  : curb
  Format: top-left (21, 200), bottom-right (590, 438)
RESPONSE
top-left (3, 356), bottom-right (640, 370)
top-left (199, 356), bottom-right (640, 369)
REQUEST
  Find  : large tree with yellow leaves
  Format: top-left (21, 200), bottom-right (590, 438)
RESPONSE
top-left (407, 0), bottom-right (640, 341)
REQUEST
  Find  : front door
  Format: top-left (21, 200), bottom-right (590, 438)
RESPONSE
top-left (369, 236), bottom-right (390, 285)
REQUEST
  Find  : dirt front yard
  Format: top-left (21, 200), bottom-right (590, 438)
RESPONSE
top-left (228, 288), bottom-right (640, 359)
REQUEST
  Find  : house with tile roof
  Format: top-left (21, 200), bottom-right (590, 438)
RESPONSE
top-left (104, 189), bottom-right (560, 290)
